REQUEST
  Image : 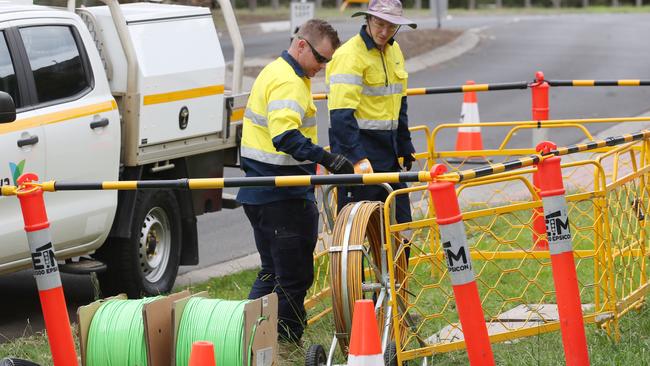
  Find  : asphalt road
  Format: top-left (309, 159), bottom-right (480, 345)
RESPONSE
top-left (2, 12), bottom-right (650, 343)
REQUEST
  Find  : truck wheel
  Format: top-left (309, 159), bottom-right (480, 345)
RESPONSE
top-left (100, 190), bottom-right (182, 298)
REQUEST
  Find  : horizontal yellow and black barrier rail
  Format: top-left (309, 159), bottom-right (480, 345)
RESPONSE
top-left (312, 79), bottom-right (650, 100)
top-left (1, 130), bottom-right (648, 195)
top-left (547, 79), bottom-right (650, 87)
top-left (454, 130), bottom-right (650, 182)
top-left (405, 81), bottom-right (530, 95)
top-left (313, 82), bottom-right (529, 100)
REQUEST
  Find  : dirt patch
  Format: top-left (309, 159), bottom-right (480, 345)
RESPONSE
top-left (234, 12), bottom-right (288, 23)
top-left (243, 65), bottom-right (268, 78)
top-left (212, 9), bottom-right (288, 33)
top-left (239, 28), bottom-right (462, 78)
top-left (395, 28), bottom-right (462, 59)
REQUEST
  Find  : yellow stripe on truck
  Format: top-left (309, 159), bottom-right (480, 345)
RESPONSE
top-left (0, 100), bottom-right (117, 134)
top-left (143, 85), bottom-right (225, 105)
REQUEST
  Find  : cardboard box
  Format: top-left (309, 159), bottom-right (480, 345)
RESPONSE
top-left (172, 292), bottom-right (278, 366)
top-left (143, 291), bottom-right (192, 366)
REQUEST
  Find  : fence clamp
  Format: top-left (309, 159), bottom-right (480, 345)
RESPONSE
top-left (429, 164), bottom-right (448, 181)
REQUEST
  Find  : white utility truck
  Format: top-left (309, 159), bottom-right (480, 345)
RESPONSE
top-left (0, 0), bottom-right (247, 297)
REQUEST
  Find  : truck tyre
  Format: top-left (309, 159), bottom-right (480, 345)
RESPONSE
top-left (99, 190), bottom-right (182, 298)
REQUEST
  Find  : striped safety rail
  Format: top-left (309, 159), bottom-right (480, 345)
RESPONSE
top-left (312, 81), bottom-right (529, 100)
top-left (311, 78), bottom-right (650, 100)
top-left (2, 130), bottom-right (649, 195)
top-left (547, 79), bottom-right (650, 87)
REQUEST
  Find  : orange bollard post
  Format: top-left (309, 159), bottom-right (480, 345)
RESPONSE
top-left (536, 142), bottom-right (590, 366)
top-left (347, 300), bottom-right (383, 366)
top-left (531, 71), bottom-right (550, 250)
top-left (15, 173), bottom-right (78, 366)
top-left (188, 341), bottom-right (217, 366)
top-left (427, 165), bottom-right (495, 366)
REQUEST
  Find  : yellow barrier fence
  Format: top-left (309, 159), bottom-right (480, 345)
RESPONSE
top-left (377, 120), bottom-right (650, 363)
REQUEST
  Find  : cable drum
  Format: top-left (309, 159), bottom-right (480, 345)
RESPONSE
top-left (175, 298), bottom-right (251, 366)
top-left (86, 297), bottom-right (160, 366)
top-left (329, 201), bottom-right (408, 355)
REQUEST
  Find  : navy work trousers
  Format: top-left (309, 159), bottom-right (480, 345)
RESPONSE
top-left (244, 199), bottom-right (319, 341)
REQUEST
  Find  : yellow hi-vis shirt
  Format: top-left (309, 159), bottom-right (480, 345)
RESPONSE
top-left (241, 56), bottom-right (318, 166)
top-left (326, 27), bottom-right (412, 171)
top-left (238, 51), bottom-right (326, 204)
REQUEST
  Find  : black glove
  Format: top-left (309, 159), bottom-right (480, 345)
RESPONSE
top-left (402, 154), bottom-right (416, 171)
top-left (320, 151), bottom-right (354, 174)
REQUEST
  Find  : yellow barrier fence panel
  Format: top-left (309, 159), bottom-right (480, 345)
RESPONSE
top-left (384, 158), bottom-right (619, 363)
top-left (597, 140), bottom-right (650, 339)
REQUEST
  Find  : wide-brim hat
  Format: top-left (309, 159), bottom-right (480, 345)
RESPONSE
top-left (352, 0), bottom-right (417, 29)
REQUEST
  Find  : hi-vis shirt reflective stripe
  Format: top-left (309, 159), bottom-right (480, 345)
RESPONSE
top-left (244, 106), bottom-right (317, 128)
top-left (240, 146), bottom-right (305, 166)
top-left (356, 118), bottom-right (398, 130)
top-left (241, 56), bottom-right (318, 166)
top-left (327, 74), bottom-right (403, 97)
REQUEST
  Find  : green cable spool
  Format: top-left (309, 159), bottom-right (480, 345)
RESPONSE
top-left (86, 297), bottom-right (160, 366)
top-left (175, 298), bottom-right (250, 366)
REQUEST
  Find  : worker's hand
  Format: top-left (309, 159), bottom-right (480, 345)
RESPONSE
top-left (401, 154), bottom-right (416, 171)
top-left (320, 152), bottom-right (354, 174)
top-left (354, 158), bottom-right (374, 174)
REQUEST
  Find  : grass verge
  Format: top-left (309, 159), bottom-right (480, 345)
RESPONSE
top-left (3, 260), bottom-right (648, 365)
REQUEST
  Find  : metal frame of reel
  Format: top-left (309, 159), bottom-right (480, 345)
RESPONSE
top-left (315, 183), bottom-right (428, 366)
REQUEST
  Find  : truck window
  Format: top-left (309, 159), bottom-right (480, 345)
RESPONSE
top-left (0, 32), bottom-right (19, 108)
top-left (19, 26), bottom-right (89, 104)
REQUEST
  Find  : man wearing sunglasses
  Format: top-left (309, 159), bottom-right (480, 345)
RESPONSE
top-left (326, 0), bottom-right (417, 229)
top-left (237, 19), bottom-right (353, 343)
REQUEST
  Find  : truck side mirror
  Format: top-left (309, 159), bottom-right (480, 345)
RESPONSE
top-left (0, 91), bottom-right (16, 123)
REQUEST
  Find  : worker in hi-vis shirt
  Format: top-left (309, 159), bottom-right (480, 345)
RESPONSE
top-left (326, 0), bottom-right (417, 229)
top-left (237, 19), bottom-right (353, 342)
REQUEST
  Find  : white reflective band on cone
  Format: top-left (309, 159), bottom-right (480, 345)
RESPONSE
top-left (26, 229), bottom-right (62, 290)
top-left (348, 354), bottom-right (384, 365)
top-left (458, 125), bottom-right (481, 133)
top-left (542, 195), bottom-right (573, 255)
top-left (459, 102), bottom-right (481, 133)
top-left (439, 221), bottom-right (475, 286)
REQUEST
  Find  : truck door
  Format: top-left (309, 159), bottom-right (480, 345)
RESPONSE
top-left (12, 18), bottom-right (120, 253)
top-left (0, 27), bottom-right (47, 266)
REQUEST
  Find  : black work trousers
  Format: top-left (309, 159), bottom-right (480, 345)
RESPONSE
top-left (244, 199), bottom-right (319, 342)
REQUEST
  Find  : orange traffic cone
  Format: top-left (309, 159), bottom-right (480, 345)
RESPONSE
top-left (347, 300), bottom-right (383, 366)
top-left (452, 80), bottom-right (488, 164)
top-left (189, 341), bottom-right (216, 366)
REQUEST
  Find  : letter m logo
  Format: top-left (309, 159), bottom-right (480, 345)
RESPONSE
top-left (442, 241), bottom-right (468, 267)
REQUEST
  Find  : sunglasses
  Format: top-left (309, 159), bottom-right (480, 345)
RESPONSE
top-left (298, 36), bottom-right (331, 64)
